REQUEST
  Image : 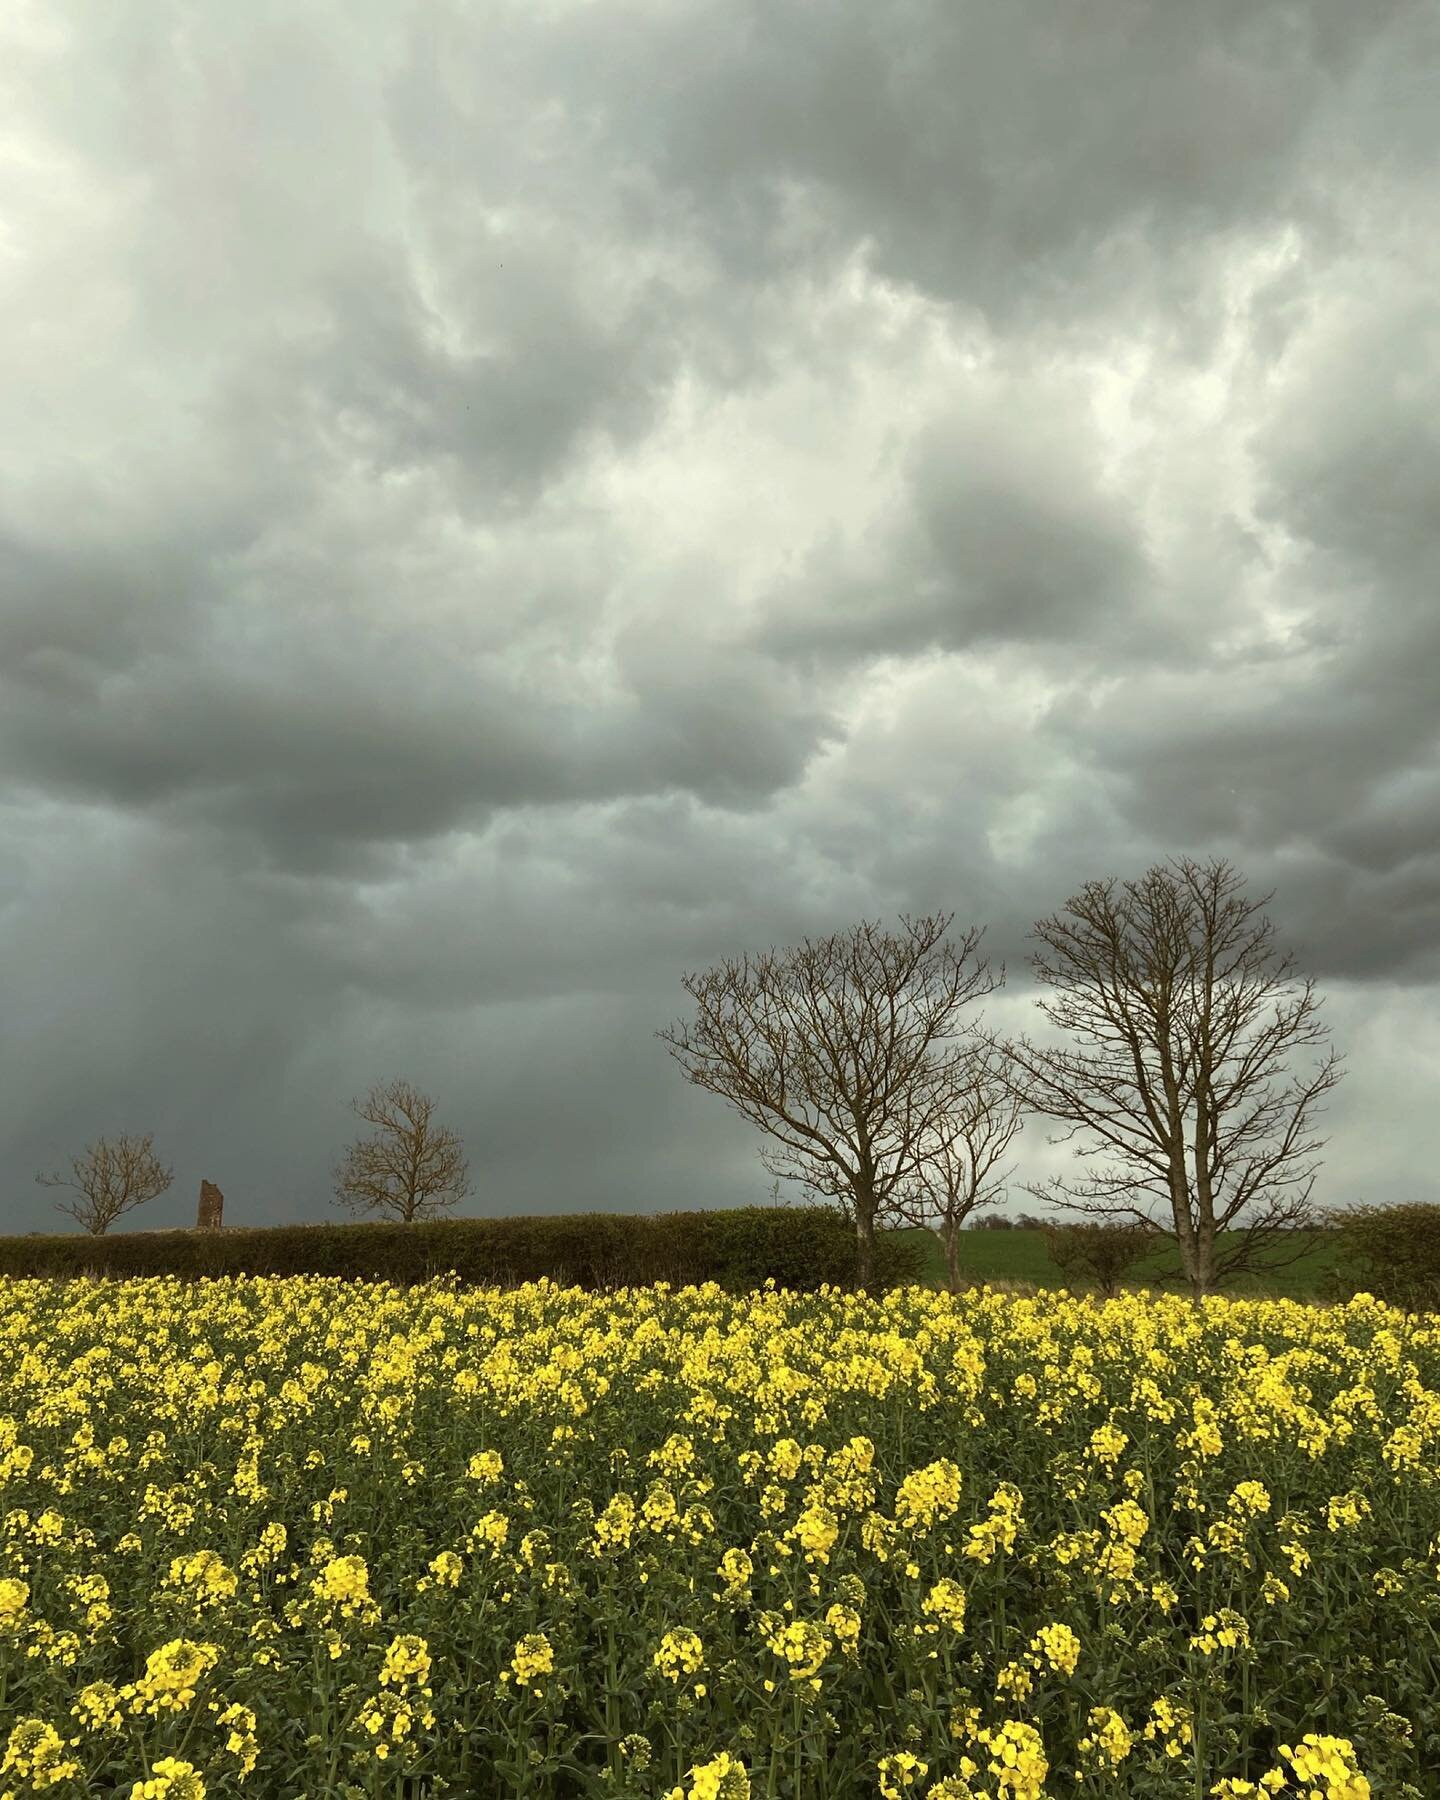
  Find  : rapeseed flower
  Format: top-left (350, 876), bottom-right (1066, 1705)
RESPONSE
top-left (654, 1628), bottom-right (706, 1683)
top-left (508, 1631), bottom-right (555, 1694)
top-left (922, 1578), bottom-right (967, 1632)
top-left (1076, 1704), bottom-right (1132, 1769)
top-left (1031, 1621), bottom-right (1080, 1676)
top-left (876, 1750), bottom-right (928, 1796)
top-left (129, 1756), bottom-right (205, 1798)
top-left (0, 1273), bottom-right (1434, 1795)
top-left (894, 1460), bottom-right (963, 1532)
top-left (1, 1718), bottom-right (80, 1789)
top-left (975, 1720), bottom-right (1048, 1799)
top-left (1278, 1734), bottom-right (1370, 1799)
top-left (667, 1749), bottom-right (750, 1800)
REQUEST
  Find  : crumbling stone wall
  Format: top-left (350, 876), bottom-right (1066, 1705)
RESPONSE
top-left (197, 1180), bottom-right (224, 1230)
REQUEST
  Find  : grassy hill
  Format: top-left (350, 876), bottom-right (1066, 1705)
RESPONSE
top-left (889, 1225), bottom-right (1344, 1299)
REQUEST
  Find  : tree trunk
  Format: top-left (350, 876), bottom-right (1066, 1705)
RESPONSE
top-left (1191, 1226), bottom-right (1216, 1299)
top-left (1176, 1215), bottom-right (1217, 1298)
top-left (941, 1223), bottom-right (962, 1294)
top-left (1169, 1163), bottom-right (1204, 1298)
top-left (854, 1208), bottom-right (876, 1292)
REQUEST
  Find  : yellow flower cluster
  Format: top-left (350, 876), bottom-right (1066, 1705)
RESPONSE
top-left (654, 1626), bottom-right (706, 1684)
top-left (877, 1750), bottom-right (928, 1796)
top-left (0, 1274), bottom-right (1433, 1795)
top-left (666, 1748), bottom-right (751, 1800)
top-left (508, 1630), bottom-right (555, 1694)
top-left (1210, 1732), bottom-right (1371, 1798)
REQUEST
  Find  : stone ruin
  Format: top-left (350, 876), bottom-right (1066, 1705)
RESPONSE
top-left (197, 1180), bottom-right (224, 1231)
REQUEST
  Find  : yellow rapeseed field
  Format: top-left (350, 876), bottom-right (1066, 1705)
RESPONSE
top-left (1, 1275), bottom-right (1437, 1798)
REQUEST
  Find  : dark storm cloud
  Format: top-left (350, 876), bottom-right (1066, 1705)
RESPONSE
top-left (2, 0), bottom-right (1438, 1230)
top-left (1, 578), bottom-right (837, 872)
top-left (584, 0), bottom-right (1420, 333)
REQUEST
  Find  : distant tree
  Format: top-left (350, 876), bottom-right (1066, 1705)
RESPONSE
top-left (892, 1044), bottom-right (1023, 1293)
top-left (659, 914), bottom-right (1004, 1289)
top-left (1012, 1212), bottom-right (1049, 1230)
top-left (981, 855), bottom-right (1345, 1297)
top-left (332, 1077), bottom-right (471, 1223)
top-left (1043, 1221), bottom-right (1158, 1298)
top-left (973, 1214), bottom-right (1014, 1230)
top-left (36, 1131), bottom-right (174, 1235)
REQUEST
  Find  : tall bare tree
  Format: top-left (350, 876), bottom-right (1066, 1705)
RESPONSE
top-left (980, 855), bottom-right (1345, 1296)
top-left (892, 1043), bottom-right (1024, 1293)
top-left (332, 1077), bottom-right (471, 1223)
top-left (36, 1131), bottom-right (174, 1235)
top-left (658, 914), bottom-right (1003, 1288)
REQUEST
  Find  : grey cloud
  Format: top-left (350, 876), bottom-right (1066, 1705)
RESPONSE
top-left (755, 382), bottom-right (1155, 663)
top-left (1248, 279), bottom-right (1440, 679)
top-left (1257, 313), bottom-right (1439, 519)
top-left (596, 0), bottom-right (1419, 336)
top-left (605, 622), bottom-right (842, 806)
top-left (276, 245), bottom-right (685, 511)
top-left (2, 0), bottom-right (1439, 1232)
top-left (1038, 664), bottom-right (1440, 975)
top-left (1320, 769), bottom-right (1440, 876)
top-left (905, 408), bottom-right (1151, 648)
top-left (0, 627), bottom-right (834, 874)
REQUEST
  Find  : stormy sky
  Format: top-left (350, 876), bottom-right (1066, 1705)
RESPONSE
top-left (3, 0), bottom-right (1438, 1234)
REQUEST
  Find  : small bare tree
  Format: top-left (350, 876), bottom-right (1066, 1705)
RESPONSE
top-left (332, 1077), bottom-right (471, 1223)
top-left (36, 1131), bottom-right (174, 1235)
top-left (980, 855), bottom-right (1345, 1297)
top-left (892, 1044), bottom-right (1023, 1293)
top-left (1043, 1221), bottom-right (1158, 1298)
top-left (658, 914), bottom-right (1003, 1288)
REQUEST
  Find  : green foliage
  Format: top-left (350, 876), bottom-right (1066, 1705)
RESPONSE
top-left (0, 1206), bottom-right (926, 1293)
top-left (1327, 1203), bottom-right (1440, 1311)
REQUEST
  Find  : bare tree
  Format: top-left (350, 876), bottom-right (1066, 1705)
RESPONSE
top-left (1043, 1221), bottom-right (1158, 1298)
top-left (36, 1131), bottom-right (174, 1235)
top-left (658, 914), bottom-right (1004, 1288)
top-left (332, 1078), bottom-right (471, 1223)
top-left (979, 855), bottom-right (1345, 1297)
top-left (891, 1044), bottom-right (1023, 1293)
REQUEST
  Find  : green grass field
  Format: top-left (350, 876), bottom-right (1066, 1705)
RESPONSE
top-left (889, 1224), bottom-right (1345, 1299)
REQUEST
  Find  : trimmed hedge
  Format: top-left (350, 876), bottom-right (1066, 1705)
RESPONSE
top-left (0, 1207), bottom-right (927, 1293)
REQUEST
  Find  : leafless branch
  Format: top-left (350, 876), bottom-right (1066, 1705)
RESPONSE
top-left (890, 1043), bottom-right (1024, 1291)
top-left (974, 855), bottom-right (1344, 1295)
top-left (332, 1077), bottom-right (471, 1223)
top-left (659, 914), bottom-right (1003, 1286)
top-left (36, 1131), bottom-right (174, 1235)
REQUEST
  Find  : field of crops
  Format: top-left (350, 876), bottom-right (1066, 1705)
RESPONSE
top-left (2, 1276), bottom-right (1437, 1798)
top-left (888, 1229), bottom-right (1344, 1300)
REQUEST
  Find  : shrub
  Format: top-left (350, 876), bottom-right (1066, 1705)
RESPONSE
top-left (1042, 1220), bottom-right (1158, 1297)
top-left (1326, 1202), bottom-right (1440, 1312)
top-left (0, 1207), bottom-right (926, 1294)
